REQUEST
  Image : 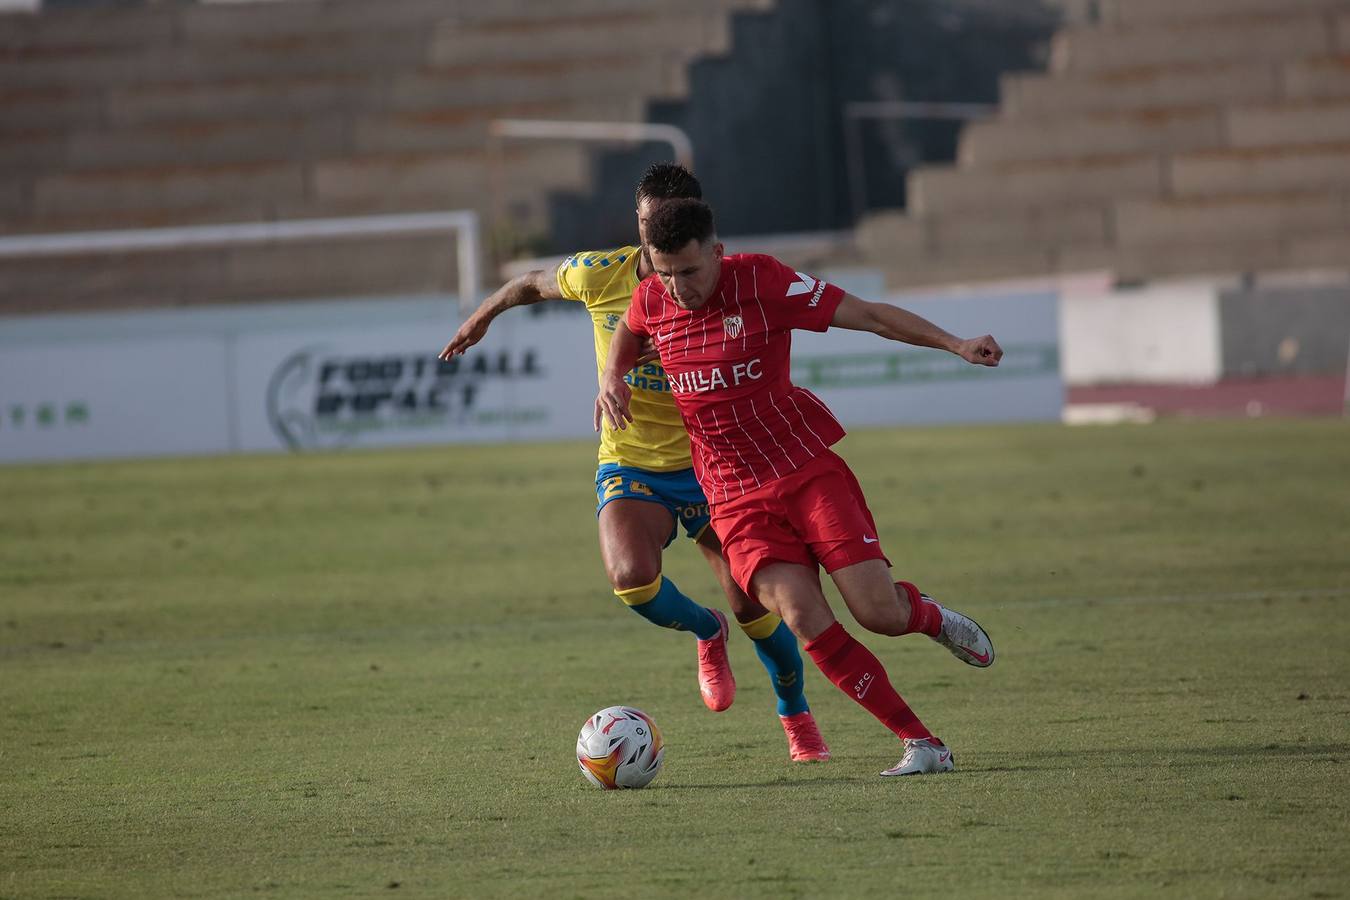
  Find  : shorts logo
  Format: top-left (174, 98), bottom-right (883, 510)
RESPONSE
top-left (723, 315), bottom-right (743, 339)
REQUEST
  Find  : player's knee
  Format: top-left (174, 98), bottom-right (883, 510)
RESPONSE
top-left (785, 608), bottom-right (837, 643)
top-left (769, 597), bottom-right (831, 642)
top-left (725, 589), bottom-right (768, 623)
top-left (607, 560), bottom-right (662, 593)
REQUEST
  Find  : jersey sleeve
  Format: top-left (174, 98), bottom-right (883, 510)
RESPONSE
top-left (555, 247), bottom-right (638, 307)
top-left (554, 255), bottom-right (588, 304)
top-left (754, 254), bottom-right (844, 333)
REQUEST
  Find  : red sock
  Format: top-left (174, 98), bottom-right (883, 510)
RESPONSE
top-left (897, 581), bottom-right (942, 637)
top-left (803, 622), bottom-right (932, 741)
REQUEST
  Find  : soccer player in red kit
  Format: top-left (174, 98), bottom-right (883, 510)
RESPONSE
top-left (596, 198), bottom-right (1001, 776)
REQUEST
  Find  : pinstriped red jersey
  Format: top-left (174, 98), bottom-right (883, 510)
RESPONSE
top-left (626, 253), bottom-right (847, 505)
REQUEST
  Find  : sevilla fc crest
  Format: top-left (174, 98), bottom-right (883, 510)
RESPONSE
top-left (723, 315), bottom-right (743, 339)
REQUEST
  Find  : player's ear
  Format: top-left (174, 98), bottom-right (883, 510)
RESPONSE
top-left (712, 241), bottom-right (724, 260)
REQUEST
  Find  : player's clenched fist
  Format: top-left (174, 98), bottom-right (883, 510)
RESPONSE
top-left (956, 334), bottom-right (1002, 367)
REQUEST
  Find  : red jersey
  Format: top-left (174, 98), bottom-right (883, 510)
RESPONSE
top-left (626, 253), bottom-right (847, 505)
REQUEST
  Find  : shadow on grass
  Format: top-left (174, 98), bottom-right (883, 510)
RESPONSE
top-left (967, 742), bottom-right (1350, 775)
top-left (657, 744), bottom-right (1350, 785)
top-left (658, 776), bottom-right (864, 790)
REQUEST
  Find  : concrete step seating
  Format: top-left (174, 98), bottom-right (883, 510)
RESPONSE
top-left (854, 0), bottom-right (1350, 288)
top-left (913, 140), bottom-right (1350, 215)
top-left (427, 14), bottom-right (733, 67)
top-left (1284, 54), bottom-right (1350, 100)
top-left (858, 208), bottom-right (1111, 259)
top-left (1, 60), bottom-right (667, 136)
top-left (1001, 56), bottom-right (1350, 118)
top-left (0, 0), bottom-right (770, 314)
top-left (870, 185), bottom-right (1350, 258)
top-left (0, 78), bottom-right (656, 170)
top-left (957, 106), bottom-right (1225, 166)
top-left (1059, 229), bottom-right (1350, 281)
top-left (16, 142), bottom-right (590, 226)
top-left (1, 234), bottom-right (466, 316)
top-left (1169, 142), bottom-right (1350, 195)
top-left (0, 0), bottom-right (767, 52)
top-left (960, 96), bottom-right (1350, 166)
top-left (0, 12), bottom-right (727, 89)
top-left (1098, 0), bottom-right (1348, 26)
top-left (858, 204), bottom-right (1350, 289)
top-left (0, 98), bottom-right (626, 173)
top-left (1049, 11), bottom-right (1341, 76)
top-left (848, 0), bottom-right (1350, 286)
top-left (0, 1), bottom-right (726, 191)
top-left (1112, 190), bottom-right (1350, 246)
top-left (2, 191), bottom-right (514, 241)
top-left (909, 156), bottom-right (1164, 215)
top-left (1226, 98), bottom-right (1350, 148)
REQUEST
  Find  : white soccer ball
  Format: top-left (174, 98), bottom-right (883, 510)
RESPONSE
top-left (576, 705), bottom-right (665, 790)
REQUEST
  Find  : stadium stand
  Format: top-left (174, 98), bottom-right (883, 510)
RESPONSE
top-left (0, 0), bottom-right (770, 313)
top-left (544, 0), bottom-right (1055, 253)
top-left (7, 0), bottom-right (1342, 311)
top-left (858, 0), bottom-right (1350, 288)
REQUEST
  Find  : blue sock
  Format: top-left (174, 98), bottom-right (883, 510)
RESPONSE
top-left (615, 576), bottom-right (720, 640)
top-left (741, 614), bottom-right (808, 717)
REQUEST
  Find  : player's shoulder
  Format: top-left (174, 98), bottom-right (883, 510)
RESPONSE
top-left (725, 253), bottom-right (797, 297)
top-left (627, 271), bottom-right (668, 323)
top-left (559, 246), bottom-right (640, 288)
top-left (726, 252), bottom-right (785, 268)
top-left (556, 246), bottom-right (641, 307)
top-left (725, 252), bottom-right (792, 281)
top-left (563, 246), bottom-right (638, 268)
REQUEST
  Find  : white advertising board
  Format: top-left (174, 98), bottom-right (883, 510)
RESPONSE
top-left (1059, 281), bottom-right (1221, 384)
top-left (0, 337), bottom-right (230, 463)
top-left (231, 311), bottom-right (597, 452)
top-left (793, 289), bottom-right (1062, 426)
top-left (0, 283), bottom-right (1061, 465)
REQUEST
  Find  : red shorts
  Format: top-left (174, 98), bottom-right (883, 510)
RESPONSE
top-left (710, 449), bottom-right (890, 593)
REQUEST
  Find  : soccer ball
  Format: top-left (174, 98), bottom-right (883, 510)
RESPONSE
top-left (576, 705), bottom-right (664, 790)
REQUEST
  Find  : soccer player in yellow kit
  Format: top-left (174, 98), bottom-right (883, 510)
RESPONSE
top-left (440, 165), bottom-right (829, 761)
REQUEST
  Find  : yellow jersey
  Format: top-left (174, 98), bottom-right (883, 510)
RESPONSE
top-left (556, 246), bottom-right (692, 472)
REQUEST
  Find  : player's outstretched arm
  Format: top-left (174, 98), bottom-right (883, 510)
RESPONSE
top-left (438, 269), bottom-right (562, 360)
top-left (830, 293), bottom-right (1003, 367)
top-left (595, 319), bottom-right (641, 432)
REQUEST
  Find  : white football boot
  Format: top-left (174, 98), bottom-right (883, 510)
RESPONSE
top-left (880, 738), bottom-right (955, 777)
top-left (930, 596), bottom-right (995, 668)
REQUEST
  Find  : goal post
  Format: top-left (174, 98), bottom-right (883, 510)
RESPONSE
top-left (0, 210), bottom-right (485, 313)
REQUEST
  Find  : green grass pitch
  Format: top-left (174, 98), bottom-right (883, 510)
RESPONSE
top-left (2, 418), bottom-right (1348, 898)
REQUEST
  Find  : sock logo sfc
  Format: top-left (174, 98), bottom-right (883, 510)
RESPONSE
top-left (853, 672), bottom-right (873, 700)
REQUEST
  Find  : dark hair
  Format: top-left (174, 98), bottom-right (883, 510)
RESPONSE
top-left (635, 163), bottom-right (702, 205)
top-left (645, 198), bottom-right (716, 254)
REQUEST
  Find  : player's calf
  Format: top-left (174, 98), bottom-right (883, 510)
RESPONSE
top-left (615, 575), bottom-right (721, 638)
